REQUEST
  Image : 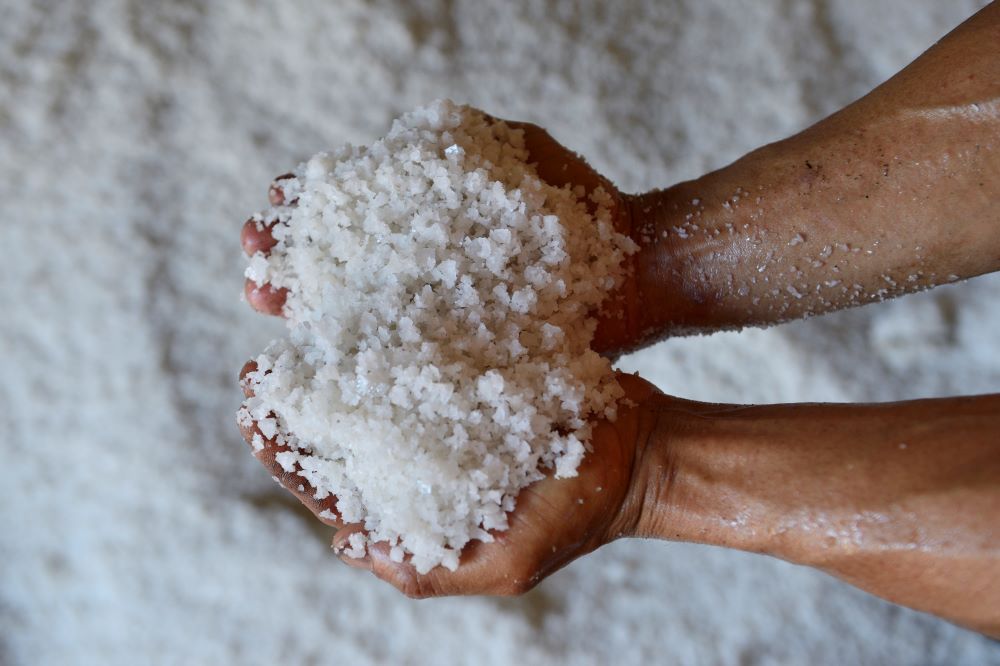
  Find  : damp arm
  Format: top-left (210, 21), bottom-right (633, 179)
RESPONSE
top-left (623, 2), bottom-right (1000, 343)
top-left (628, 392), bottom-right (1000, 637)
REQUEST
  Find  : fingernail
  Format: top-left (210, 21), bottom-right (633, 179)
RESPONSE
top-left (239, 360), bottom-right (258, 382)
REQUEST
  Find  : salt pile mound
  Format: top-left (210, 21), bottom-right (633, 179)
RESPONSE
top-left (239, 100), bottom-right (636, 573)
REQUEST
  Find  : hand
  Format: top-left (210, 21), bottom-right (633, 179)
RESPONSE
top-left (240, 119), bottom-right (645, 356)
top-left (238, 118), bottom-right (669, 595)
top-left (240, 361), bottom-right (663, 596)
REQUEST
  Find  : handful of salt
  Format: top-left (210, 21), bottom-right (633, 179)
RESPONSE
top-left (239, 100), bottom-right (635, 573)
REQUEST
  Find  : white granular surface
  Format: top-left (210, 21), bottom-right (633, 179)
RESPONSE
top-left (3, 1), bottom-right (999, 665)
top-left (240, 101), bottom-right (633, 572)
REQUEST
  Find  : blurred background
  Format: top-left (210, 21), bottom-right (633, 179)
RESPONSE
top-left (2, 0), bottom-right (999, 664)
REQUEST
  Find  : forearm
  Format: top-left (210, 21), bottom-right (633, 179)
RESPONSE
top-left (626, 2), bottom-right (1000, 340)
top-left (630, 393), bottom-right (1000, 636)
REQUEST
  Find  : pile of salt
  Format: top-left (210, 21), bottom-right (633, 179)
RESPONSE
top-left (239, 100), bottom-right (635, 573)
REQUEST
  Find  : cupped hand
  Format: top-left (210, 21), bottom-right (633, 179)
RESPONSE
top-left (241, 363), bottom-right (662, 596)
top-left (238, 117), bottom-right (663, 596)
top-left (241, 119), bottom-right (644, 356)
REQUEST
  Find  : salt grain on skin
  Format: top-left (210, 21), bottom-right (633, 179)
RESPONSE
top-left (239, 101), bottom-right (636, 574)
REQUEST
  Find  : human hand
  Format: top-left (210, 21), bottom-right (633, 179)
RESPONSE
top-left (238, 118), bottom-right (670, 594)
top-left (241, 119), bottom-right (645, 356)
top-left (239, 361), bottom-right (663, 596)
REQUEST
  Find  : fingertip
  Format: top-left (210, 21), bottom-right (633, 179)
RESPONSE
top-left (241, 218), bottom-right (278, 256)
top-left (267, 186), bottom-right (284, 207)
top-left (239, 360), bottom-right (258, 383)
top-left (244, 279), bottom-right (288, 316)
top-left (268, 173), bottom-right (295, 206)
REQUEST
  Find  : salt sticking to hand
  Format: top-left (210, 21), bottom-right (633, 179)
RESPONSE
top-left (238, 100), bottom-right (637, 573)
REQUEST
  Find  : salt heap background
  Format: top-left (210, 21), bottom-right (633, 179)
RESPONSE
top-left (2, 1), bottom-right (999, 664)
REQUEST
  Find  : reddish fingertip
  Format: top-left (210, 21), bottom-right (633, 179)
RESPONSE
top-left (268, 185), bottom-right (284, 206)
top-left (268, 173), bottom-right (295, 206)
top-left (244, 279), bottom-right (288, 316)
top-left (239, 360), bottom-right (258, 383)
top-left (241, 219), bottom-right (278, 256)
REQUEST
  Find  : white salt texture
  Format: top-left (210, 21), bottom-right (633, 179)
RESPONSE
top-left (240, 101), bottom-right (635, 573)
top-left (4, 1), bottom-right (1000, 665)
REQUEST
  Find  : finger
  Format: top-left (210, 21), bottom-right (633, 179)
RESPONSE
top-left (243, 173), bottom-right (298, 258)
top-left (239, 360), bottom-right (258, 398)
top-left (268, 172), bottom-right (296, 207)
top-left (512, 122), bottom-right (594, 189)
top-left (358, 376), bottom-right (662, 597)
top-left (241, 218), bottom-right (278, 256)
top-left (239, 360), bottom-right (342, 527)
top-left (495, 120), bottom-right (637, 356)
top-left (332, 524), bottom-right (373, 570)
top-left (244, 279), bottom-right (288, 316)
top-left (357, 482), bottom-right (584, 598)
top-left (241, 417), bottom-right (344, 528)
top-left (359, 522), bottom-right (552, 598)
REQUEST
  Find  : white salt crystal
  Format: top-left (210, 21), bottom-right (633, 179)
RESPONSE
top-left (257, 416), bottom-right (278, 440)
top-left (275, 451), bottom-right (297, 473)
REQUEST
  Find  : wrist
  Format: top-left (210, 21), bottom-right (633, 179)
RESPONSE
top-left (622, 140), bottom-right (802, 340)
top-left (622, 187), bottom-right (742, 343)
top-left (624, 400), bottom-right (824, 559)
top-left (625, 398), bottom-right (754, 550)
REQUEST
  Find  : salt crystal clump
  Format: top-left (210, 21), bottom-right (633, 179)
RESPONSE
top-left (239, 100), bottom-right (636, 573)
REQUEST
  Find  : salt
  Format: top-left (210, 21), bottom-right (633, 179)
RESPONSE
top-left (240, 101), bottom-right (636, 573)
